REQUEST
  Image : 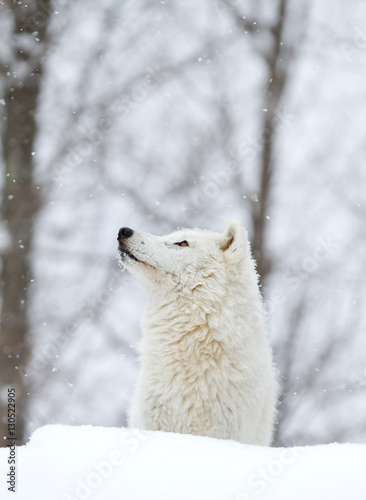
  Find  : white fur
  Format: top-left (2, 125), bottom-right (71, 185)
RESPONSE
top-left (118, 220), bottom-right (278, 445)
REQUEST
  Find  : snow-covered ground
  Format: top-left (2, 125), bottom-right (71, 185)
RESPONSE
top-left (0, 425), bottom-right (365, 500)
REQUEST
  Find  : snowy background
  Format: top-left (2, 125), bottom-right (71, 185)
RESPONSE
top-left (0, 0), bottom-right (366, 448)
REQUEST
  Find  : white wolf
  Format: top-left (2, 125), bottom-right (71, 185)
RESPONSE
top-left (117, 220), bottom-right (277, 445)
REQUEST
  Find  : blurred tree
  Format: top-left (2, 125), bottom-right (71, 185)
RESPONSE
top-left (0, 0), bottom-right (51, 445)
top-left (223, 0), bottom-right (306, 445)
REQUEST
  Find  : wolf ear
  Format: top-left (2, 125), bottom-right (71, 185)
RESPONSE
top-left (219, 219), bottom-right (247, 257)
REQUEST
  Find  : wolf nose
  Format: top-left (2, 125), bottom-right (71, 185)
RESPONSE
top-left (118, 227), bottom-right (134, 240)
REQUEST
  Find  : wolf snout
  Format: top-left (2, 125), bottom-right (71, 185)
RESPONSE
top-left (117, 227), bottom-right (134, 241)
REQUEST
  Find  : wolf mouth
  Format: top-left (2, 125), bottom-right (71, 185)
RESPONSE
top-left (119, 247), bottom-right (142, 263)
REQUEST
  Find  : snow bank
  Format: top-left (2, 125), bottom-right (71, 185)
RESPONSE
top-left (0, 425), bottom-right (365, 500)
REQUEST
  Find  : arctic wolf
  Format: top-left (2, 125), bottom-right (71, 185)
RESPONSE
top-left (117, 220), bottom-right (277, 445)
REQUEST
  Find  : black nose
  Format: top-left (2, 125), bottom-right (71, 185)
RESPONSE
top-left (118, 227), bottom-right (134, 240)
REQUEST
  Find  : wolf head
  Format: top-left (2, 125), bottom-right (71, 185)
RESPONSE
top-left (117, 220), bottom-right (252, 297)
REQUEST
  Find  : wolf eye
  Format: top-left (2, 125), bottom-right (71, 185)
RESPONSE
top-left (174, 240), bottom-right (189, 247)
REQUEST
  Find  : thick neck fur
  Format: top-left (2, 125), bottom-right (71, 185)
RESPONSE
top-left (141, 261), bottom-right (265, 353)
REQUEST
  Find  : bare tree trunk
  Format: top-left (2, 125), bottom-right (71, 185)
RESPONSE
top-left (0, 0), bottom-right (50, 445)
top-left (228, 0), bottom-right (312, 446)
top-left (251, 0), bottom-right (289, 284)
